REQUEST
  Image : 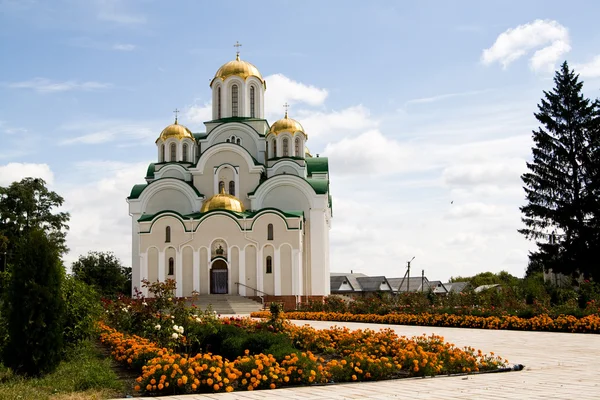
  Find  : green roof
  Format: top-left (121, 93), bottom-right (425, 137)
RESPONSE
top-left (306, 178), bottom-right (328, 194)
top-left (193, 132), bottom-right (207, 141)
top-left (138, 208), bottom-right (303, 223)
top-left (306, 157), bottom-right (329, 176)
top-left (205, 117), bottom-right (267, 124)
top-left (129, 184), bottom-right (148, 199)
top-left (145, 163), bottom-right (155, 179)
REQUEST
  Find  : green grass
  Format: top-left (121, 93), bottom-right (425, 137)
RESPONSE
top-left (0, 341), bottom-right (124, 400)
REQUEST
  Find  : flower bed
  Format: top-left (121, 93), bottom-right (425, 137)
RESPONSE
top-left (250, 311), bottom-right (600, 333)
top-left (99, 319), bottom-right (507, 396)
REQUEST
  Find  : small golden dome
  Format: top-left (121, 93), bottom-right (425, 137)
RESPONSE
top-left (211, 54), bottom-right (265, 87)
top-left (269, 112), bottom-right (305, 136)
top-left (304, 146), bottom-right (312, 158)
top-left (157, 118), bottom-right (194, 142)
top-left (201, 188), bottom-right (245, 213)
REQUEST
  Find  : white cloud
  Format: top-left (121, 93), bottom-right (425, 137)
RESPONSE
top-left (59, 120), bottom-right (156, 145)
top-left (575, 55), bottom-right (600, 78)
top-left (112, 43), bottom-right (135, 51)
top-left (298, 105), bottom-right (377, 143)
top-left (185, 103), bottom-right (212, 127)
top-left (445, 202), bottom-right (503, 219)
top-left (264, 74), bottom-right (328, 117)
top-left (8, 78), bottom-right (111, 93)
top-left (405, 89), bottom-right (491, 105)
top-left (481, 19), bottom-right (570, 72)
top-left (442, 159), bottom-right (526, 188)
top-left (0, 163), bottom-right (54, 186)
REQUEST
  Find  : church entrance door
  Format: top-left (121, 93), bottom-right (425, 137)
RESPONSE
top-left (210, 260), bottom-right (228, 294)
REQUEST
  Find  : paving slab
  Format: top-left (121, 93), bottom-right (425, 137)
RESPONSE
top-left (132, 319), bottom-right (600, 400)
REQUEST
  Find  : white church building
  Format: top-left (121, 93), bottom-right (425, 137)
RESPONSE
top-left (127, 49), bottom-right (332, 306)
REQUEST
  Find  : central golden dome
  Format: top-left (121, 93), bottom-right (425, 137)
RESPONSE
top-left (269, 112), bottom-right (305, 136)
top-left (157, 118), bottom-right (193, 142)
top-left (201, 188), bottom-right (245, 213)
top-left (211, 54), bottom-right (265, 87)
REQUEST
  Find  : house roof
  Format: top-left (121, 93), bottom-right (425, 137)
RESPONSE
top-left (388, 277), bottom-right (429, 292)
top-left (330, 275), bottom-right (354, 291)
top-left (356, 276), bottom-right (392, 292)
top-left (428, 280), bottom-right (448, 294)
top-left (443, 281), bottom-right (469, 293)
top-left (330, 273), bottom-right (366, 292)
top-left (474, 284), bottom-right (500, 293)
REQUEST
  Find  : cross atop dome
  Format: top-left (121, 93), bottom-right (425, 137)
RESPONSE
top-left (173, 108), bottom-right (179, 124)
top-left (233, 41), bottom-right (242, 60)
top-left (283, 102), bottom-right (290, 118)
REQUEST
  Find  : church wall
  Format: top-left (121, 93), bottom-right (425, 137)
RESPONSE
top-left (182, 246), bottom-right (194, 296)
top-left (280, 244), bottom-right (293, 295)
top-left (157, 168), bottom-right (187, 180)
top-left (230, 246), bottom-right (240, 294)
top-left (145, 189), bottom-right (194, 215)
top-left (148, 247), bottom-right (159, 285)
top-left (250, 213), bottom-right (300, 247)
top-left (212, 129), bottom-right (259, 157)
top-left (261, 185), bottom-right (311, 215)
top-left (165, 247), bottom-right (176, 279)
top-left (140, 217), bottom-right (190, 251)
top-left (244, 245), bottom-right (257, 292)
top-left (200, 247), bottom-right (209, 294)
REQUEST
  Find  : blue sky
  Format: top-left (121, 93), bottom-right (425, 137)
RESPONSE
top-left (1, 0), bottom-right (600, 280)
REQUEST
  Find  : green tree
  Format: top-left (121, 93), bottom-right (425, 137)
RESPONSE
top-left (0, 178), bottom-right (70, 270)
top-left (520, 61), bottom-right (600, 281)
top-left (1, 229), bottom-right (65, 376)
top-left (71, 251), bottom-right (131, 297)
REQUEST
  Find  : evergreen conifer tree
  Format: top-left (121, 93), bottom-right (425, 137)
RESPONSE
top-left (520, 61), bottom-right (600, 280)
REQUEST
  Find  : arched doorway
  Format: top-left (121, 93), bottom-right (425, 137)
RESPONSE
top-left (210, 260), bottom-right (228, 294)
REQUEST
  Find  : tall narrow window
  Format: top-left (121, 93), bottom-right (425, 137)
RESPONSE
top-left (267, 223), bottom-right (274, 240)
top-left (231, 84), bottom-right (239, 117)
top-left (250, 86), bottom-right (256, 117)
top-left (266, 144), bottom-right (269, 160)
top-left (161, 144), bottom-right (165, 162)
top-left (217, 87), bottom-right (222, 119)
top-left (283, 138), bottom-right (289, 157)
top-left (170, 143), bottom-right (176, 161)
top-left (165, 226), bottom-right (171, 243)
top-left (295, 138), bottom-right (300, 156)
top-left (266, 256), bottom-right (272, 274)
top-left (219, 180), bottom-right (225, 193)
top-left (168, 257), bottom-right (174, 275)
top-left (273, 140), bottom-right (277, 157)
top-left (236, 138), bottom-right (241, 145)
top-left (229, 181), bottom-right (235, 196)
top-left (182, 143), bottom-right (188, 162)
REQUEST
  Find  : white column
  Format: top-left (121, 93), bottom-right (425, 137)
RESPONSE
top-left (176, 249), bottom-right (183, 297)
top-left (193, 249), bottom-right (200, 293)
top-left (206, 249), bottom-right (211, 294)
top-left (257, 247), bottom-right (264, 293)
top-left (309, 209), bottom-right (327, 295)
top-left (291, 249), bottom-right (299, 295)
top-left (274, 246), bottom-right (281, 296)
top-left (140, 253), bottom-right (148, 296)
top-left (158, 250), bottom-right (165, 282)
top-left (239, 248), bottom-right (246, 296)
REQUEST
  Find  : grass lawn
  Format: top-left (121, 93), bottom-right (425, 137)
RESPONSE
top-left (0, 340), bottom-right (125, 400)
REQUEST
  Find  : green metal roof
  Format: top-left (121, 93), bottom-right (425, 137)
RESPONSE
top-left (306, 157), bottom-right (329, 176)
top-left (306, 178), bottom-right (328, 195)
top-left (193, 132), bottom-right (207, 141)
top-left (145, 163), bottom-right (155, 179)
top-left (129, 184), bottom-right (148, 199)
top-left (138, 208), bottom-right (303, 223)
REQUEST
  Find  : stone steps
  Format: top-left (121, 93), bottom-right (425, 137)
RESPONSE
top-left (186, 295), bottom-right (264, 315)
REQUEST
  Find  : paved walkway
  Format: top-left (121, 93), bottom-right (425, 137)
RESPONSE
top-left (136, 319), bottom-right (600, 399)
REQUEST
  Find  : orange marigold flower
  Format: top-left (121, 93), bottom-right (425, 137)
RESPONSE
top-left (226, 386), bottom-right (234, 392)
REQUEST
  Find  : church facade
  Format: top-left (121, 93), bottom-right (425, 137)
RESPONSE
top-left (127, 51), bottom-right (332, 304)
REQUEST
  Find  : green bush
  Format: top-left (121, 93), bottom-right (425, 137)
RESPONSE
top-left (63, 276), bottom-right (102, 348)
top-left (1, 229), bottom-right (65, 376)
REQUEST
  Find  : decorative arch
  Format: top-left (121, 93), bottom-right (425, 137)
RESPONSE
top-left (202, 123), bottom-right (262, 157)
top-left (192, 142), bottom-right (264, 176)
top-left (170, 143), bottom-right (177, 162)
top-left (269, 159), bottom-right (304, 177)
top-left (138, 178), bottom-right (203, 214)
top-left (214, 163), bottom-right (239, 196)
top-left (182, 143), bottom-right (188, 162)
top-left (249, 175), bottom-right (323, 212)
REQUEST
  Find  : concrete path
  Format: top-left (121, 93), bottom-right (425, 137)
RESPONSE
top-left (136, 319), bottom-right (600, 399)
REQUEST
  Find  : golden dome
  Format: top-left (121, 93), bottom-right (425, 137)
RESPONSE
top-left (201, 188), bottom-right (245, 213)
top-left (211, 54), bottom-right (265, 88)
top-left (269, 112), bottom-right (305, 136)
top-left (305, 146), bottom-right (312, 158)
top-left (157, 118), bottom-right (194, 142)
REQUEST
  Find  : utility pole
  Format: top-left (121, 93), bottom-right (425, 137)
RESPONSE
top-left (406, 256), bottom-right (415, 292)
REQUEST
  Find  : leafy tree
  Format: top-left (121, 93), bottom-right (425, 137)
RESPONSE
top-left (62, 276), bottom-right (102, 347)
top-left (71, 251), bottom-right (131, 297)
top-left (1, 229), bottom-right (65, 376)
top-left (0, 178), bottom-right (70, 270)
top-left (450, 271), bottom-right (519, 288)
top-left (520, 61), bottom-right (600, 281)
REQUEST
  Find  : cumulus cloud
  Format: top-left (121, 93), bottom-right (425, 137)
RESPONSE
top-left (482, 19), bottom-right (570, 72)
top-left (574, 55), bottom-right (600, 78)
top-left (442, 159), bottom-right (526, 188)
top-left (445, 202), bottom-right (502, 219)
top-left (8, 78), bottom-right (112, 93)
top-left (0, 163), bottom-right (54, 186)
top-left (264, 74), bottom-right (328, 117)
top-left (185, 103), bottom-right (212, 127)
top-left (298, 105), bottom-right (377, 142)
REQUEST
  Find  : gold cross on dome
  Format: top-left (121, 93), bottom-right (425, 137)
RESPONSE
top-left (233, 41), bottom-right (242, 58)
top-left (173, 108), bottom-right (179, 123)
top-left (283, 102), bottom-right (289, 118)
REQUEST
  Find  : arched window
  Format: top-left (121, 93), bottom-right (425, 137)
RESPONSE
top-left (266, 256), bottom-right (272, 274)
top-left (273, 140), bottom-right (277, 157)
top-left (160, 144), bottom-right (165, 162)
top-left (170, 143), bottom-right (176, 161)
top-left (250, 86), bottom-right (256, 118)
top-left (231, 84), bottom-right (239, 117)
top-left (283, 138), bottom-right (289, 157)
top-left (217, 87), bottom-right (222, 119)
top-left (267, 223), bottom-right (273, 240)
top-left (295, 138), bottom-right (300, 156)
top-left (229, 181), bottom-right (235, 196)
top-left (168, 257), bottom-right (174, 275)
top-left (182, 143), bottom-right (188, 162)
top-left (265, 144), bottom-right (269, 160)
top-left (165, 226), bottom-right (171, 243)
top-left (236, 138), bottom-right (241, 145)
top-left (218, 180), bottom-right (225, 193)
top-left (226, 138), bottom-right (230, 143)
top-left (231, 135), bottom-right (235, 142)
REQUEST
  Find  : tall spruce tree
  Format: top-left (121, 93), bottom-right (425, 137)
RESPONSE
top-left (520, 61), bottom-right (600, 281)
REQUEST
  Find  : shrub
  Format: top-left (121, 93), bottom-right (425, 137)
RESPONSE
top-left (1, 229), bottom-right (65, 376)
top-left (63, 275), bottom-right (102, 347)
